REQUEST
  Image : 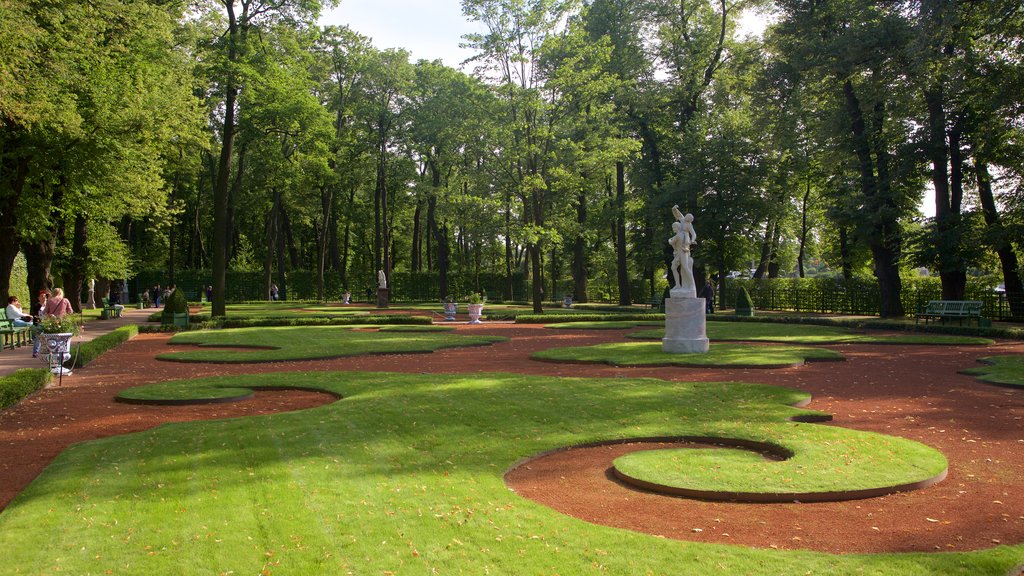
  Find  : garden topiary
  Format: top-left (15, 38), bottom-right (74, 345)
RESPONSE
top-left (161, 288), bottom-right (190, 327)
top-left (735, 286), bottom-right (755, 317)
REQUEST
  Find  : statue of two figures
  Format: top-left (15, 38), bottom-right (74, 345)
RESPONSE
top-left (668, 205), bottom-right (697, 298)
top-left (663, 205), bottom-right (709, 354)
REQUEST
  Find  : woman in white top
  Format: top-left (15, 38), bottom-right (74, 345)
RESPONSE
top-left (5, 296), bottom-right (33, 327)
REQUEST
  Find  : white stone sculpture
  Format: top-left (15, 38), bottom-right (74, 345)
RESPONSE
top-left (378, 270), bottom-right (387, 290)
top-left (668, 205), bottom-right (697, 298)
top-left (663, 205), bottom-right (708, 354)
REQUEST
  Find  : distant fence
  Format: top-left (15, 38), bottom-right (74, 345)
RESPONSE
top-left (721, 277), bottom-right (1021, 321)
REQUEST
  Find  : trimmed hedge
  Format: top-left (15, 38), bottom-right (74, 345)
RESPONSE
top-left (0, 368), bottom-right (51, 410)
top-left (516, 313), bottom-right (665, 324)
top-left (67, 325), bottom-right (139, 368)
top-left (704, 313), bottom-right (1024, 340)
top-left (137, 315), bottom-right (435, 333)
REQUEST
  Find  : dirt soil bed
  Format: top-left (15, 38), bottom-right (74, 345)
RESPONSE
top-left (1, 324), bottom-right (1023, 555)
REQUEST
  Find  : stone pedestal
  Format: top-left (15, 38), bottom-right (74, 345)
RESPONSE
top-left (377, 288), bottom-right (389, 308)
top-left (662, 296), bottom-right (709, 354)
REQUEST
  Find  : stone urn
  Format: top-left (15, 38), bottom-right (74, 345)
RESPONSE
top-left (467, 303), bottom-right (484, 324)
top-left (40, 332), bottom-right (74, 376)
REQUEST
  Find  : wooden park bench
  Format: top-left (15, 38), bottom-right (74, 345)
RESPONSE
top-left (647, 295), bottom-right (664, 312)
top-left (0, 308), bottom-right (32, 350)
top-left (915, 300), bottom-right (986, 326)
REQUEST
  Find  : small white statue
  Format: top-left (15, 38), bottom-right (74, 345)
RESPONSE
top-left (669, 205), bottom-right (697, 297)
top-left (377, 269), bottom-right (387, 290)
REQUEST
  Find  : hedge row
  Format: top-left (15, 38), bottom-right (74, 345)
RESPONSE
top-left (0, 369), bottom-right (51, 410)
top-left (516, 313), bottom-right (665, 324)
top-left (721, 276), bottom-right (1017, 320)
top-left (706, 312), bottom-right (1024, 340)
top-left (67, 326), bottom-right (139, 368)
top-left (130, 270), bottom-right (529, 303)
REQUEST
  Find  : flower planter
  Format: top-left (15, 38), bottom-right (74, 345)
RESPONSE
top-left (467, 303), bottom-right (484, 324)
top-left (40, 332), bottom-right (74, 376)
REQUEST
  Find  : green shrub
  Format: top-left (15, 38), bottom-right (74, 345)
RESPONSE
top-left (137, 315), bottom-right (434, 333)
top-left (736, 286), bottom-right (755, 317)
top-left (516, 313), bottom-right (665, 324)
top-left (67, 325), bottom-right (139, 368)
top-left (0, 368), bottom-right (51, 410)
top-left (161, 288), bottom-right (190, 325)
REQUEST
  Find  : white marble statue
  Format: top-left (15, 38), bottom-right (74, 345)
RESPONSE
top-left (663, 205), bottom-right (708, 354)
top-left (377, 269), bottom-right (387, 290)
top-left (668, 205), bottom-right (697, 297)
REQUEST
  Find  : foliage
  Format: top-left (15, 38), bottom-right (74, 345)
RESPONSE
top-left (724, 276), bottom-right (1014, 320)
top-left (160, 288), bottom-right (190, 324)
top-left (67, 325), bottom-right (138, 367)
top-left (0, 368), bottom-right (51, 410)
top-left (516, 313), bottom-right (665, 324)
top-left (38, 315), bottom-right (81, 335)
top-left (735, 286), bottom-right (754, 312)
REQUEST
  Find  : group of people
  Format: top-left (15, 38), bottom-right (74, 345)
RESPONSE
top-left (5, 288), bottom-right (75, 357)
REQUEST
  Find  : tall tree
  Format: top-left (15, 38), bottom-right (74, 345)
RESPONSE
top-left (203, 0), bottom-right (325, 316)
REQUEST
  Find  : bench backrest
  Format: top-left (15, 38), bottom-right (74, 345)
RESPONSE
top-left (924, 300), bottom-right (983, 316)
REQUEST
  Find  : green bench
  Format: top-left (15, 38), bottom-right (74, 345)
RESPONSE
top-left (100, 297), bottom-right (123, 320)
top-left (915, 300), bottom-right (986, 326)
top-left (0, 308), bottom-right (32, 350)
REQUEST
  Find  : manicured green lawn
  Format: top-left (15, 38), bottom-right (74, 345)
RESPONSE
top-left (628, 321), bottom-right (994, 345)
top-left (960, 355), bottom-right (1024, 388)
top-left (3, 371), bottom-right (1006, 575)
top-left (532, 341), bottom-right (842, 367)
top-left (157, 325), bottom-right (505, 363)
top-left (612, 440), bottom-right (944, 497)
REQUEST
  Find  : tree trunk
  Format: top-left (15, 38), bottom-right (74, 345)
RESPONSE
top-left (572, 182), bottom-right (588, 303)
top-left (798, 177), bottom-right (810, 278)
top-left (263, 197), bottom-right (277, 302)
top-left (317, 185), bottom-right (334, 301)
top-left (976, 160), bottom-right (1024, 318)
top-left (839, 225), bottom-right (853, 281)
top-left (211, 12), bottom-right (239, 317)
top-left (65, 215), bottom-right (88, 312)
top-left (753, 219), bottom-right (774, 279)
top-left (842, 78), bottom-right (903, 317)
top-left (411, 200), bottom-right (422, 273)
top-left (615, 161), bottom-right (630, 305)
top-left (926, 88), bottom-right (966, 300)
top-left (0, 157), bottom-right (28, 300)
top-left (504, 191), bottom-right (513, 300)
top-left (275, 192), bottom-right (288, 300)
top-left (22, 239), bottom-right (55, 300)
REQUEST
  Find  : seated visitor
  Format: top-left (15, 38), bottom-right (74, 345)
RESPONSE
top-left (5, 296), bottom-right (33, 327)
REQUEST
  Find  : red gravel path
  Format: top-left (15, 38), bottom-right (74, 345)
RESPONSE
top-left (1, 324), bottom-right (1023, 555)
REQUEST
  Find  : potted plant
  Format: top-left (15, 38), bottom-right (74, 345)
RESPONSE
top-left (466, 292), bottom-right (486, 324)
top-left (38, 315), bottom-right (81, 376)
top-left (735, 286), bottom-right (755, 317)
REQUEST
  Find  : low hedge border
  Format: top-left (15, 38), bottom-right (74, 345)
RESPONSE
top-left (705, 313), bottom-right (1024, 340)
top-left (67, 325), bottom-right (139, 368)
top-left (140, 315), bottom-right (433, 332)
top-left (0, 368), bottom-right (52, 410)
top-left (516, 313), bottom-right (665, 324)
